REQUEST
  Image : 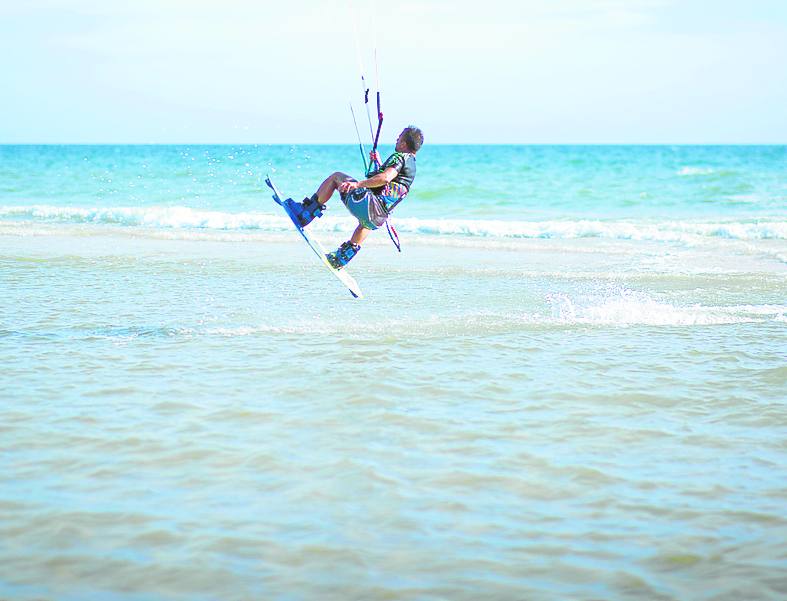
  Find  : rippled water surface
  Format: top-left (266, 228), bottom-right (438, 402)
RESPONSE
top-left (1, 145), bottom-right (786, 600)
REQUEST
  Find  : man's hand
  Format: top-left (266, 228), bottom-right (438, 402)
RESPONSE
top-left (339, 180), bottom-right (359, 194)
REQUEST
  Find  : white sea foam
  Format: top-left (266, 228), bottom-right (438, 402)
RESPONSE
top-left (390, 217), bottom-right (787, 242)
top-left (677, 166), bottom-right (716, 176)
top-left (202, 300), bottom-right (786, 335)
top-left (0, 205), bottom-right (292, 231)
top-left (2, 204), bottom-right (786, 242)
top-left (545, 288), bottom-right (786, 326)
top-left (195, 299), bottom-right (787, 335)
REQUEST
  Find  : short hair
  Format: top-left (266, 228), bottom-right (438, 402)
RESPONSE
top-left (402, 126), bottom-right (424, 152)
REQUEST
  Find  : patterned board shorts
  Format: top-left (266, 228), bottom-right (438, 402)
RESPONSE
top-left (340, 185), bottom-right (389, 230)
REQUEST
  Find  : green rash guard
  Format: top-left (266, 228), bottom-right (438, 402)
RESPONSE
top-left (367, 152), bottom-right (417, 194)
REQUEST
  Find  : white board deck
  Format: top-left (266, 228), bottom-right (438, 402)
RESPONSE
top-left (266, 176), bottom-right (363, 299)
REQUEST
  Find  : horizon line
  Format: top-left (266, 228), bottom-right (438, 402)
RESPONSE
top-left (1, 142), bottom-right (785, 147)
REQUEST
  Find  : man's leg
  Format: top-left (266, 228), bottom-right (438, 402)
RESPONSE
top-left (288, 171), bottom-right (353, 228)
top-left (350, 223), bottom-right (371, 246)
top-left (326, 223), bottom-right (371, 269)
top-left (316, 172), bottom-right (353, 205)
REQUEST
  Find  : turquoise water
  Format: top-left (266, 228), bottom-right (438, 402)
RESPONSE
top-left (2, 144), bottom-right (786, 217)
top-left (1, 145), bottom-right (786, 600)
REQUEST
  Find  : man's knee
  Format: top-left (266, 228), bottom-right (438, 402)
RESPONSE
top-left (331, 171), bottom-right (351, 183)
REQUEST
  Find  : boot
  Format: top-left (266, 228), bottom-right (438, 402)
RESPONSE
top-left (285, 193), bottom-right (325, 228)
top-left (326, 241), bottom-right (361, 270)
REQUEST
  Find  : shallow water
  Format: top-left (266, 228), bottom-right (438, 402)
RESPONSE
top-left (1, 145), bottom-right (786, 600)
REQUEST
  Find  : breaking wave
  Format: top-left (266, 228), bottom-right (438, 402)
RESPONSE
top-left (1, 204), bottom-right (786, 242)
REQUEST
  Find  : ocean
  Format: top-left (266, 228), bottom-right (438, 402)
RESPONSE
top-left (1, 144), bottom-right (786, 600)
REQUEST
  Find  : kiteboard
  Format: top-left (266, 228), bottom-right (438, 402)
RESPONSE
top-left (266, 176), bottom-right (363, 299)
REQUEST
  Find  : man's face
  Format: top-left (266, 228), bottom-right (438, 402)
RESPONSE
top-left (395, 132), bottom-right (407, 152)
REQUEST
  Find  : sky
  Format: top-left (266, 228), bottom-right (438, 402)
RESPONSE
top-left (1, 0), bottom-right (786, 144)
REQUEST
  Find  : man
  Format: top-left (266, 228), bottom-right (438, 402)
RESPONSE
top-left (285, 125), bottom-right (423, 269)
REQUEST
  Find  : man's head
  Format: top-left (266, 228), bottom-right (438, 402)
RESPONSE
top-left (396, 126), bottom-right (424, 153)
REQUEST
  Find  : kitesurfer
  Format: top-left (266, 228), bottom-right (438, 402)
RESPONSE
top-left (285, 125), bottom-right (423, 269)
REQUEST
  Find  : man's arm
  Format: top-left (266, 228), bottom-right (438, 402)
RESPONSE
top-left (366, 150), bottom-right (383, 176)
top-left (340, 167), bottom-right (398, 193)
